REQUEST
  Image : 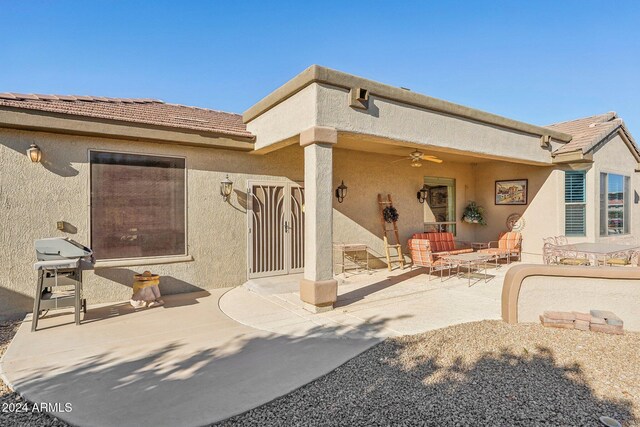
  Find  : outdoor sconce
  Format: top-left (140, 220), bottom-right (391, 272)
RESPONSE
top-left (220, 174), bottom-right (233, 202)
top-left (335, 180), bottom-right (348, 203)
top-left (417, 184), bottom-right (429, 203)
top-left (27, 143), bottom-right (42, 163)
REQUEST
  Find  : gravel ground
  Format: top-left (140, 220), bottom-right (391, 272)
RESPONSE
top-left (218, 321), bottom-right (640, 427)
top-left (0, 320), bottom-right (70, 427)
top-left (1, 320), bottom-right (638, 426)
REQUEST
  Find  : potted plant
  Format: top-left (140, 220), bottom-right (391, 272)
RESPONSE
top-left (462, 201), bottom-right (486, 225)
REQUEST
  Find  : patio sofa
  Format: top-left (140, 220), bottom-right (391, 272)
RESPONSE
top-left (407, 232), bottom-right (473, 278)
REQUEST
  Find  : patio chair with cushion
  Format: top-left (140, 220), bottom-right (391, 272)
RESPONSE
top-left (478, 231), bottom-right (522, 264)
top-left (407, 239), bottom-right (454, 281)
top-left (544, 235), bottom-right (589, 265)
top-left (407, 232), bottom-right (472, 280)
top-left (605, 251), bottom-right (633, 266)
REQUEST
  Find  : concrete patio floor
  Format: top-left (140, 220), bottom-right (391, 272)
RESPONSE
top-left (0, 289), bottom-right (379, 427)
top-left (221, 263), bottom-right (514, 338)
top-left (1, 263), bottom-right (514, 427)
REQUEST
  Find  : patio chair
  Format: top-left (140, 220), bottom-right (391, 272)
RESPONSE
top-left (478, 231), bottom-right (522, 264)
top-left (544, 235), bottom-right (590, 266)
top-left (407, 237), bottom-right (457, 281)
top-left (605, 250), bottom-right (633, 266)
top-left (557, 248), bottom-right (590, 266)
top-left (542, 238), bottom-right (560, 265)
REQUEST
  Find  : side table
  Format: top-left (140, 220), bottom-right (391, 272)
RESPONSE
top-left (333, 243), bottom-right (371, 275)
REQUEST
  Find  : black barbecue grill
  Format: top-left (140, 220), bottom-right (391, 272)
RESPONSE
top-left (32, 238), bottom-right (94, 332)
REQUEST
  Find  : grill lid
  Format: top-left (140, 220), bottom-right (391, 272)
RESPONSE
top-left (35, 237), bottom-right (93, 261)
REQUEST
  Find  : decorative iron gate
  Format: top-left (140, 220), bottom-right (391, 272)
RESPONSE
top-left (248, 181), bottom-right (304, 278)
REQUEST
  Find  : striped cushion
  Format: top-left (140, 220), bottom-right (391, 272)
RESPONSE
top-left (410, 233), bottom-right (456, 252)
top-left (498, 232), bottom-right (522, 250)
top-left (606, 258), bottom-right (630, 266)
top-left (408, 239), bottom-right (434, 266)
top-left (559, 258), bottom-right (590, 266)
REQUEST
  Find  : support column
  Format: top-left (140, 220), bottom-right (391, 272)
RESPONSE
top-left (299, 126), bottom-right (338, 312)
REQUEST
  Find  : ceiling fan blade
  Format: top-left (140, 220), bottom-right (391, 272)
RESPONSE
top-left (424, 157), bottom-right (443, 163)
top-left (390, 157), bottom-right (410, 164)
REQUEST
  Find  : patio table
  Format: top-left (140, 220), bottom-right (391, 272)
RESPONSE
top-left (441, 253), bottom-right (495, 287)
top-left (555, 242), bottom-right (640, 266)
top-left (333, 243), bottom-right (371, 275)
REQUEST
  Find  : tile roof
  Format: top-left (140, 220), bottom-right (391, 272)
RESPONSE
top-left (546, 112), bottom-right (638, 157)
top-left (0, 93), bottom-right (253, 139)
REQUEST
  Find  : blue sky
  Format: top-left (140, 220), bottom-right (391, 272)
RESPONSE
top-left (2, 1), bottom-right (639, 134)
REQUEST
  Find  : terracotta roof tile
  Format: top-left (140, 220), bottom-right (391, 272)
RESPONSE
top-left (0, 93), bottom-right (253, 139)
top-left (546, 112), bottom-right (630, 155)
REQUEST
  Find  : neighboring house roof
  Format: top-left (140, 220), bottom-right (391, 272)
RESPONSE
top-left (546, 112), bottom-right (640, 160)
top-left (0, 93), bottom-right (253, 139)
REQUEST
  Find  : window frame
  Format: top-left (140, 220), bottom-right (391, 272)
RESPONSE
top-left (564, 170), bottom-right (586, 237)
top-left (599, 171), bottom-right (631, 237)
top-left (88, 149), bottom-right (189, 263)
top-left (423, 176), bottom-right (456, 236)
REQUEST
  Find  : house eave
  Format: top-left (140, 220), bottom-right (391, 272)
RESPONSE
top-left (0, 107), bottom-right (255, 151)
top-left (552, 150), bottom-right (594, 164)
top-left (243, 65), bottom-right (573, 143)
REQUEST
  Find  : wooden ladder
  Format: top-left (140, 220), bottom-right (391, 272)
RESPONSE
top-left (378, 194), bottom-right (405, 271)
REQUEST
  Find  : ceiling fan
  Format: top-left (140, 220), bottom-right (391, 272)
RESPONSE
top-left (392, 150), bottom-right (443, 167)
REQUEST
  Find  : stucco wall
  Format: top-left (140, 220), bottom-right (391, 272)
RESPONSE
top-left (474, 163), bottom-right (560, 262)
top-left (319, 84), bottom-right (554, 164)
top-left (518, 275), bottom-right (640, 331)
top-left (332, 147), bottom-right (477, 263)
top-left (591, 134), bottom-right (640, 243)
top-left (0, 128), bottom-right (304, 317)
top-left (247, 84), bottom-right (318, 151)
top-left (249, 82), bottom-right (555, 165)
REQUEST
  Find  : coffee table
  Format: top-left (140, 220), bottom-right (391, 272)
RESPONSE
top-left (441, 253), bottom-right (495, 286)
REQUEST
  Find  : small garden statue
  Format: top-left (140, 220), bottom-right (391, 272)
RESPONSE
top-left (462, 201), bottom-right (486, 225)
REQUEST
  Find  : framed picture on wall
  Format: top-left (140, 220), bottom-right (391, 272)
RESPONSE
top-left (495, 179), bottom-right (528, 205)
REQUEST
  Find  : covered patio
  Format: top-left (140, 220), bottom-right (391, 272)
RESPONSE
top-left (244, 65), bottom-right (572, 312)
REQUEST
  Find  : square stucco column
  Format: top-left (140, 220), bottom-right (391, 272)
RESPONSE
top-left (299, 126), bottom-right (338, 312)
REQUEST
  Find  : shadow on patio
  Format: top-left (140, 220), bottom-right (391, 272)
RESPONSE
top-left (218, 325), bottom-right (636, 426)
top-left (1, 307), bottom-right (394, 427)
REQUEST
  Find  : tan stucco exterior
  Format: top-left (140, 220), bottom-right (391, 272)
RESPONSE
top-left (2, 65), bottom-right (640, 316)
top-left (0, 127), bottom-right (304, 317)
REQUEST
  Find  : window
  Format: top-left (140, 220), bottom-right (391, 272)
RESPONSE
top-left (600, 173), bottom-right (630, 236)
top-left (90, 151), bottom-right (186, 260)
top-left (423, 177), bottom-right (456, 234)
top-left (565, 171), bottom-right (586, 236)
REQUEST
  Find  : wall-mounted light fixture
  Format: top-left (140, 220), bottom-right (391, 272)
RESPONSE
top-left (335, 180), bottom-right (348, 203)
top-left (27, 143), bottom-right (42, 163)
top-left (220, 175), bottom-right (233, 202)
top-left (417, 184), bottom-right (429, 203)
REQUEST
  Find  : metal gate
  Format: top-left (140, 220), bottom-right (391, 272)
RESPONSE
top-left (247, 181), bottom-right (304, 278)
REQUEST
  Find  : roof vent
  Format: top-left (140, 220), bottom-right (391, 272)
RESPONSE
top-left (349, 87), bottom-right (369, 110)
top-left (588, 122), bottom-right (599, 128)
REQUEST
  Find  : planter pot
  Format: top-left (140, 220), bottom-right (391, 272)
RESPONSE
top-left (463, 218), bottom-right (481, 224)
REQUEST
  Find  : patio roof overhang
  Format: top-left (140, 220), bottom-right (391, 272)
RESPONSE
top-left (244, 65), bottom-right (573, 166)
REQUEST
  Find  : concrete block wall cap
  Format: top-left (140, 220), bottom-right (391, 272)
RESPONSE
top-left (242, 64), bottom-right (573, 142)
top-left (502, 264), bottom-right (640, 325)
top-left (299, 126), bottom-right (338, 147)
